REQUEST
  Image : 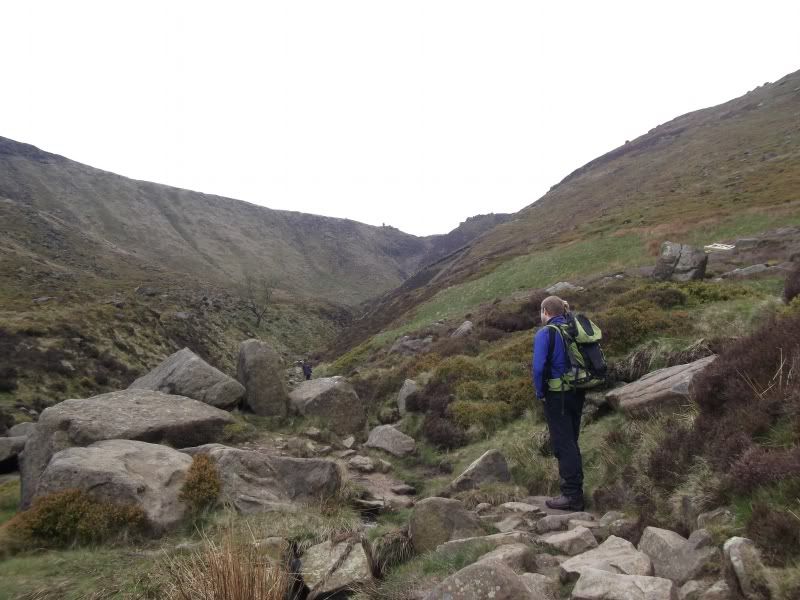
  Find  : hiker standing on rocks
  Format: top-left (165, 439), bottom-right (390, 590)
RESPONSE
top-left (532, 295), bottom-right (586, 511)
top-left (302, 359), bottom-right (313, 380)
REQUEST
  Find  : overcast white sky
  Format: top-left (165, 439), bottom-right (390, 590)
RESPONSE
top-left (1, 1), bottom-right (798, 236)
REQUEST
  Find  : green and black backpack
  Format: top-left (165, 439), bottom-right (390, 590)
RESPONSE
top-left (546, 313), bottom-right (607, 390)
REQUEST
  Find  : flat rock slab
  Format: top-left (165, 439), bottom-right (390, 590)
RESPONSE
top-left (572, 568), bottom-right (677, 600)
top-left (302, 539), bottom-right (372, 595)
top-left (436, 531), bottom-right (538, 557)
top-left (129, 347), bottom-right (244, 410)
top-left (444, 449), bottom-right (511, 494)
top-left (543, 526), bottom-right (598, 556)
top-left (182, 444), bottom-right (340, 513)
top-left (561, 536), bottom-right (653, 582)
top-left (35, 439), bottom-right (192, 531)
top-left (19, 389), bottom-right (233, 508)
top-left (606, 356), bottom-right (716, 415)
top-left (365, 425), bottom-right (416, 457)
top-left (424, 561), bottom-right (534, 600)
top-left (520, 572), bottom-right (558, 600)
top-left (410, 497), bottom-right (484, 554)
top-left (288, 377), bottom-right (366, 435)
top-left (476, 543), bottom-right (537, 573)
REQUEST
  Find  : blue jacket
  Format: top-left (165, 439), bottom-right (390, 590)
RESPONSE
top-left (532, 315), bottom-right (570, 398)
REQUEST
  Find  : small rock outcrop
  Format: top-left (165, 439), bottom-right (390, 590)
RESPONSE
top-left (19, 389), bottom-right (233, 508)
top-left (236, 339), bottom-right (289, 416)
top-left (389, 335), bottom-right (433, 355)
top-left (288, 377), bottom-right (366, 435)
top-left (560, 536), bottom-right (654, 581)
top-left (182, 444), bottom-right (340, 513)
top-left (396, 379), bottom-right (418, 415)
top-left (365, 425), bottom-right (416, 457)
top-left (476, 543), bottom-right (537, 573)
top-left (722, 537), bottom-right (772, 600)
top-left (638, 526), bottom-right (720, 585)
top-left (301, 538), bottom-right (372, 596)
top-left (424, 561), bottom-right (533, 600)
top-left (571, 567), bottom-right (677, 600)
top-left (35, 439), bottom-right (192, 531)
top-left (546, 281), bottom-right (585, 295)
top-left (8, 422), bottom-right (36, 438)
top-left (410, 497), bottom-right (484, 553)
top-left (653, 242), bottom-right (708, 282)
top-left (444, 449), bottom-right (511, 494)
top-left (129, 348), bottom-right (244, 410)
top-left (451, 320), bottom-right (474, 337)
top-left (606, 356), bottom-right (716, 415)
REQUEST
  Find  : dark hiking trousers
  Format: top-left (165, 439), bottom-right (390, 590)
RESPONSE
top-left (543, 389), bottom-right (585, 499)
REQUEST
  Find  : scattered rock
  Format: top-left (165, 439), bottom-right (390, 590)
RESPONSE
top-left (546, 281), bottom-right (585, 295)
top-left (389, 335), bottom-right (433, 355)
top-left (696, 508), bottom-right (735, 532)
top-left (181, 444), bottom-right (340, 514)
top-left (301, 538), bottom-right (372, 596)
top-left (700, 580), bottom-right (733, 600)
top-left (571, 567), bottom-right (677, 600)
top-left (341, 435), bottom-right (356, 449)
top-left (396, 379), bottom-right (418, 415)
top-left (444, 449), bottom-right (511, 494)
top-left (391, 483), bottom-right (416, 495)
top-left (8, 422), bottom-right (36, 438)
top-left (520, 572), bottom-right (558, 600)
top-left (365, 425), bottom-right (416, 457)
top-left (476, 543), bottom-right (537, 573)
top-left (499, 502), bottom-right (541, 515)
top-left (606, 356), bottom-right (717, 415)
top-left (348, 455), bottom-right (376, 473)
top-left (543, 526), bottom-right (598, 556)
top-left (35, 439), bottom-right (192, 531)
top-left (451, 320), bottom-right (474, 337)
top-left (410, 497), bottom-right (484, 553)
top-left (536, 512), bottom-right (595, 534)
top-left (288, 377), bottom-right (366, 435)
top-left (129, 348), bottom-right (244, 410)
top-left (560, 536), bottom-right (653, 581)
top-left (376, 458), bottom-right (393, 473)
top-left (19, 389), bottom-right (232, 508)
top-left (722, 537), bottom-right (772, 600)
top-left (653, 242), bottom-right (708, 282)
top-left (423, 561), bottom-right (533, 600)
top-left (236, 339), bottom-right (289, 417)
top-left (638, 526), bottom-right (720, 585)
top-left (569, 519), bottom-right (610, 541)
top-left (0, 436), bottom-right (26, 472)
top-left (678, 580), bottom-right (714, 600)
top-left (721, 264), bottom-right (771, 279)
top-left (435, 531), bottom-right (537, 557)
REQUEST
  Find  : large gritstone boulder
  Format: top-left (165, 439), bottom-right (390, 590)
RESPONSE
top-left (571, 568), bottom-right (677, 600)
top-left (365, 425), bottom-right (416, 457)
top-left (638, 526), bottom-right (721, 585)
top-left (424, 561), bottom-right (534, 600)
top-left (288, 377), bottom-right (366, 435)
top-left (653, 242), bottom-right (708, 282)
top-left (560, 536), bottom-right (654, 581)
top-left (301, 538), bottom-right (372, 596)
top-left (410, 497), bottom-right (484, 553)
top-left (35, 439), bottom-right (192, 531)
top-left (606, 356), bottom-right (716, 415)
top-left (19, 389), bottom-right (232, 508)
top-left (722, 537), bottom-right (773, 600)
top-left (236, 339), bottom-right (289, 416)
top-left (129, 348), bottom-right (244, 410)
top-left (181, 444), bottom-right (341, 513)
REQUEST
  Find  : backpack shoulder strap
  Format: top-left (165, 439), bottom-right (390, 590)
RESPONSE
top-left (544, 325), bottom-right (558, 383)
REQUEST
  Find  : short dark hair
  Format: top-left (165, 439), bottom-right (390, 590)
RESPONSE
top-left (541, 295), bottom-right (568, 317)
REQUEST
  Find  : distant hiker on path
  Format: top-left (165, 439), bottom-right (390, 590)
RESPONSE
top-left (532, 295), bottom-right (587, 511)
top-left (302, 359), bottom-right (312, 380)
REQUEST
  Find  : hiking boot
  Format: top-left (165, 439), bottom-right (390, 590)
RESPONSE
top-left (545, 494), bottom-right (585, 511)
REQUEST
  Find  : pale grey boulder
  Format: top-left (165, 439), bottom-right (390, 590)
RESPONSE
top-left (389, 335), bottom-right (433, 355)
top-left (560, 536), bottom-right (653, 582)
top-left (537, 511), bottom-right (595, 534)
top-left (19, 389), bottom-right (232, 508)
top-left (606, 356), bottom-right (716, 415)
top-left (571, 567), bottom-right (677, 600)
top-left (396, 379), bottom-right (418, 415)
top-left (365, 425), bottom-right (416, 457)
top-left (654, 242), bottom-right (708, 282)
top-left (410, 497), bottom-right (484, 554)
top-left (129, 348), bottom-right (244, 410)
top-left (301, 538), bottom-right (372, 595)
top-left (722, 537), bottom-right (772, 600)
top-left (8, 422), bottom-right (37, 438)
top-left (638, 527), bottom-right (721, 585)
top-left (451, 320), bottom-right (474, 337)
top-left (520, 572), bottom-right (558, 600)
top-left (435, 531), bottom-right (537, 557)
top-left (181, 444), bottom-right (340, 514)
top-left (444, 449), bottom-right (511, 494)
top-left (236, 339), bottom-right (289, 416)
top-left (288, 376), bottom-right (366, 435)
top-left (0, 436), bottom-right (26, 472)
top-left (476, 543), bottom-right (537, 573)
top-left (543, 526), bottom-right (598, 556)
top-left (35, 439), bottom-right (192, 531)
top-left (424, 561), bottom-right (534, 600)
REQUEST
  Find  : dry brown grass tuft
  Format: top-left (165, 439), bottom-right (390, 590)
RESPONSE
top-left (180, 454), bottom-right (222, 514)
top-left (163, 531), bottom-right (291, 600)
